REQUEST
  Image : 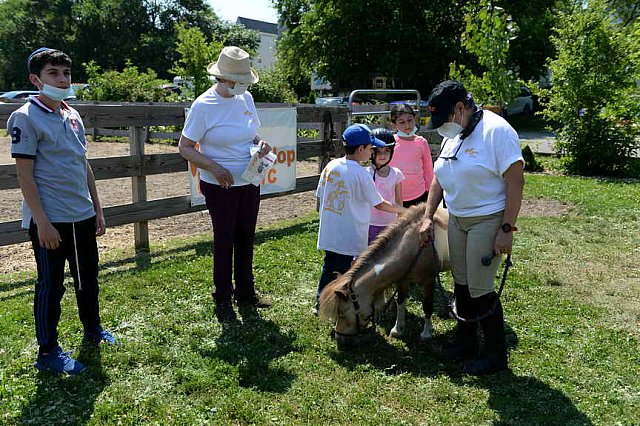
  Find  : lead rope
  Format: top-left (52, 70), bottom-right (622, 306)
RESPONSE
top-left (430, 241), bottom-right (512, 323)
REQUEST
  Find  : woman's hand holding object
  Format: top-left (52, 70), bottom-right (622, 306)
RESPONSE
top-left (212, 163), bottom-right (234, 188)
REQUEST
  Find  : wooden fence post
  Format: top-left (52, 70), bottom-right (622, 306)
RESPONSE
top-left (130, 126), bottom-right (149, 252)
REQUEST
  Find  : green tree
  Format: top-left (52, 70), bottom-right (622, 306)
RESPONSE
top-left (541, 0), bottom-right (639, 176)
top-left (0, 0), bottom-right (255, 89)
top-left (449, 0), bottom-right (520, 107)
top-left (172, 24), bottom-right (222, 99)
top-left (503, 0), bottom-right (557, 82)
top-left (274, 0), bottom-right (465, 97)
top-left (0, 0), bottom-right (76, 89)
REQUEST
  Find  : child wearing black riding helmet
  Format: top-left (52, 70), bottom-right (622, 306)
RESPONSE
top-left (367, 128), bottom-right (405, 244)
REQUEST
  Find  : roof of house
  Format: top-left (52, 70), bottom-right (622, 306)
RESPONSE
top-left (236, 17), bottom-right (278, 35)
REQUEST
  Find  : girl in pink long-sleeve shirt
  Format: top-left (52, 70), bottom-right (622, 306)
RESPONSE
top-left (388, 103), bottom-right (435, 207)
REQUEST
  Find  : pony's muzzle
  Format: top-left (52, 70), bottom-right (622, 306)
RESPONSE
top-left (334, 331), bottom-right (359, 351)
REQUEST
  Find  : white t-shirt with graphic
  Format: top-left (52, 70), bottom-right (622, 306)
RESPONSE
top-left (367, 165), bottom-right (405, 226)
top-left (182, 86), bottom-right (260, 186)
top-left (316, 158), bottom-right (384, 256)
top-left (434, 110), bottom-right (524, 217)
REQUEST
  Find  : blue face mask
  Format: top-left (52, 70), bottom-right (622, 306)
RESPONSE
top-left (37, 79), bottom-right (74, 101)
top-left (396, 126), bottom-right (417, 138)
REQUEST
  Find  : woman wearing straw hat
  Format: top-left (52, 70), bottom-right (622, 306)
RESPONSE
top-left (179, 46), bottom-right (272, 322)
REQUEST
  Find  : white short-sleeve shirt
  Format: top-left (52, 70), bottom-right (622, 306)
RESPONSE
top-left (316, 158), bottom-right (384, 256)
top-left (182, 86), bottom-right (260, 186)
top-left (434, 110), bottom-right (524, 217)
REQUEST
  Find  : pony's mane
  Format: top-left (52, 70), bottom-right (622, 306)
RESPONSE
top-left (346, 203), bottom-right (427, 278)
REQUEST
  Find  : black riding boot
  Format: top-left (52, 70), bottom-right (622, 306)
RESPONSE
top-left (463, 291), bottom-right (508, 375)
top-left (448, 284), bottom-right (478, 361)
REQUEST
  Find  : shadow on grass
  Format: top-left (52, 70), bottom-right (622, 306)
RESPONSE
top-left (331, 310), bottom-right (590, 423)
top-left (455, 371), bottom-right (593, 425)
top-left (198, 305), bottom-right (298, 393)
top-left (330, 306), bottom-right (521, 378)
top-left (19, 343), bottom-right (108, 425)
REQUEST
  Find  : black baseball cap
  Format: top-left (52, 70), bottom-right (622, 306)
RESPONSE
top-left (427, 80), bottom-right (473, 129)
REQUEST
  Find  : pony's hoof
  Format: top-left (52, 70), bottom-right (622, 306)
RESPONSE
top-left (419, 332), bottom-right (433, 341)
top-left (420, 321), bottom-right (434, 341)
top-left (389, 327), bottom-right (403, 339)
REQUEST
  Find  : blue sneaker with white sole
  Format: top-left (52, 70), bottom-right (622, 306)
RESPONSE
top-left (34, 346), bottom-right (86, 375)
top-left (84, 325), bottom-right (117, 346)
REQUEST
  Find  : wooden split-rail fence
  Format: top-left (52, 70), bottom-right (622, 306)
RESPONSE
top-left (0, 101), bottom-right (439, 252)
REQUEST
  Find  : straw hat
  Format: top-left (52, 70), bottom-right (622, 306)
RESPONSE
top-left (207, 46), bottom-right (259, 84)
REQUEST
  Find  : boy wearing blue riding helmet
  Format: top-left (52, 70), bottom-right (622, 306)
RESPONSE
top-left (315, 124), bottom-right (406, 313)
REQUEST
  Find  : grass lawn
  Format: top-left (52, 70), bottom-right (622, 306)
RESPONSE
top-left (1, 173), bottom-right (638, 425)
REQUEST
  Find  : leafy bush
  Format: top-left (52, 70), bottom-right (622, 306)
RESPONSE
top-left (540, 0), bottom-right (639, 177)
top-left (250, 65), bottom-right (298, 103)
top-left (78, 61), bottom-right (178, 102)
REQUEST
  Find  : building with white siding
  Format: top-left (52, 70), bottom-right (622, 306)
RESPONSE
top-left (236, 17), bottom-right (278, 71)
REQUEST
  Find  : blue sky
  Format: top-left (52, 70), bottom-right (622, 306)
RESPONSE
top-left (209, 0), bottom-right (279, 24)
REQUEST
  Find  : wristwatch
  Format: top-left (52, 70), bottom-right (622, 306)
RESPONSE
top-left (501, 223), bottom-right (518, 233)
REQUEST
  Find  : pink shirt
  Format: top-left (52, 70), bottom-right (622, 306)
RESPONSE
top-left (367, 165), bottom-right (405, 226)
top-left (390, 135), bottom-right (434, 201)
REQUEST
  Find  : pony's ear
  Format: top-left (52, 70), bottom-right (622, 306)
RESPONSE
top-left (334, 284), bottom-right (349, 301)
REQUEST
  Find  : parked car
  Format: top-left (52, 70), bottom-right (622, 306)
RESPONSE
top-left (315, 96), bottom-right (348, 106)
top-left (0, 90), bottom-right (39, 101)
top-left (389, 99), bottom-right (429, 108)
top-left (503, 87), bottom-right (534, 116)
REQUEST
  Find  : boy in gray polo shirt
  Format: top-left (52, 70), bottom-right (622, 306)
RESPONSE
top-left (8, 48), bottom-right (116, 375)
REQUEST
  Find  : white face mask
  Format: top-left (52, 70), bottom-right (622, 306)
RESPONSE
top-left (396, 126), bottom-right (417, 138)
top-left (437, 111), bottom-right (464, 139)
top-left (437, 122), bottom-right (464, 139)
top-left (228, 83), bottom-right (248, 96)
top-left (38, 82), bottom-right (74, 102)
top-left (40, 84), bottom-right (73, 102)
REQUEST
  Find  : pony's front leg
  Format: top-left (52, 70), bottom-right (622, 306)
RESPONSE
top-left (390, 283), bottom-right (409, 339)
top-left (420, 276), bottom-right (436, 341)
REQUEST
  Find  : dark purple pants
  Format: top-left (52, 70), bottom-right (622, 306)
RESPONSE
top-left (201, 181), bottom-right (260, 304)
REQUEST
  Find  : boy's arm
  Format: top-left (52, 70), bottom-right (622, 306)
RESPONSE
top-left (375, 200), bottom-right (405, 214)
top-left (86, 161), bottom-right (106, 236)
top-left (15, 158), bottom-right (61, 250)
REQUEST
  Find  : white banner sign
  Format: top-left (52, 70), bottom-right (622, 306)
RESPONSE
top-left (188, 107), bottom-right (297, 206)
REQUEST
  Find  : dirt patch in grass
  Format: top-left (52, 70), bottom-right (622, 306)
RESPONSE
top-left (0, 138), bottom-right (569, 275)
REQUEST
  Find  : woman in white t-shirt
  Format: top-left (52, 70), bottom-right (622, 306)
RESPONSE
top-left (178, 46), bottom-right (272, 322)
top-left (367, 128), bottom-right (405, 244)
top-left (419, 81), bottom-right (525, 376)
